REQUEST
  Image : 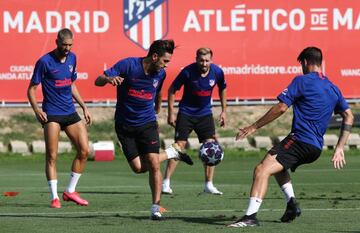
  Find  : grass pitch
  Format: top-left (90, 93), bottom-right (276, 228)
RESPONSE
top-left (0, 149), bottom-right (359, 233)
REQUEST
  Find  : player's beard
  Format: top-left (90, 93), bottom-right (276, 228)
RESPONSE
top-left (200, 65), bottom-right (209, 74)
top-left (60, 49), bottom-right (70, 57)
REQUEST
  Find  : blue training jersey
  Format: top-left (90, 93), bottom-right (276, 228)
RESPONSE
top-left (173, 63), bottom-right (226, 117)
top-left (31, 51), bottom-right (77, 115)
top-left (104, 57), bottom-right (165, 126)
top-left (278, 72), bottom-right (349, 149)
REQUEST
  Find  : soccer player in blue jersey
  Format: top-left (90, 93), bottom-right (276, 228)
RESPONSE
top-left (94, 39), bottom-right (193, 220)
top-left (228, 47), bottom-right (354, 228)
top-left (27, 28), bottom-right (91, 209)
top-left (161, 47), bottom-right (227, 195)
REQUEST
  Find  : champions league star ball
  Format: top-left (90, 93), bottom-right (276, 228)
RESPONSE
top-left (198, 141), bottom-right (224, 166)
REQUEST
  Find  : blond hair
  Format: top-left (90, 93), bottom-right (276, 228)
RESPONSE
top-left (196, 47), bottom-right (213, 58)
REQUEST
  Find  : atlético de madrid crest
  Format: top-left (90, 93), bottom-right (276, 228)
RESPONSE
top-left (123, 0), bottom-right (169, 50)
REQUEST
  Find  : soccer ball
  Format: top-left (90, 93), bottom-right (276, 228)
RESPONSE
top-left (198, 141), bottom-right (224, 166)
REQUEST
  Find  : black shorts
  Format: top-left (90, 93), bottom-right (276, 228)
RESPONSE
top-left (115, 121), bottom-right (160, 162)
top-left (45, 112), bottom-right (82, 130)
top-left (268, 134), bottom-right (322, 172)
top-left (175, 113), bottom-right (215, 143)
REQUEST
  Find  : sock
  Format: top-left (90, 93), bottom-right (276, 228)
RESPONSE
top-left (48, 180), bottom-right (59, 200)
top-left (165, 145), bottom-right (178, 159)
top-left (66, 172), bottom-right (82, 193)
top-left (245, 197), bottom-right (263, 216)
top-left (281, 182), bottom-right (295, 203)
top-left (205, 181), bottom-right (214, 189)
top-left (163, 178), bottom-right (170, 188)
top-left (151, 204), bottom-right (160, 213)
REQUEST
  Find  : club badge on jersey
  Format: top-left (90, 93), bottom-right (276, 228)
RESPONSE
top-left (153, 79), bottom-right (159, 88)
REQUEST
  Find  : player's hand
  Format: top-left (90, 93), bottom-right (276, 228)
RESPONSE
top-left (332, 147), bottom-right (346, 169)
top-left (35, 110), bottom-right (48, 124)
top-left (107, 76), bottom-right (124, 86)
top-left (219, 111), bottom-right (226, 128)
top-left (167, 114), bottom-right (176, 128)
top-left (236, 125), bottom-right (256, 140)
top-left (83, 107), bottom-right (92, 126)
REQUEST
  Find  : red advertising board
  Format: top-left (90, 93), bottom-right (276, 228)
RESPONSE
top-left (1, 0), bottom-right (360, 102)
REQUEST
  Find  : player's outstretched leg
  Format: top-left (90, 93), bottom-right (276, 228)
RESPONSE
top-left (280, 197), bottom-right (301, 222)
top-left (165, 143), bottom-right (193, 165)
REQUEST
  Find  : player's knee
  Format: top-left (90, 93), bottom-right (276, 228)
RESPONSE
top-left (46, 153), bottom-right (57, 164)
top-left (254, 164), bottom-right (268, 178)
top-left (146, 157), bottom-right (160, 171)
top-left (78, 147), bottom-right (89, 160)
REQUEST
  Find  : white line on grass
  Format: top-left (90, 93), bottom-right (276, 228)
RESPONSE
top-left (3, 182), bottom-right (360, 190)
top-left (0, 207), bottom-right (359, 217)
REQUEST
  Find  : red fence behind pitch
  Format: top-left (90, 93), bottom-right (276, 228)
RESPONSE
top-left (1, 0), bottom-right (360, 102)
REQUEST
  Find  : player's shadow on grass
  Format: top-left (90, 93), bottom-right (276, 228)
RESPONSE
top-left (333, 231), bottom-right (360, 233)
top-left (295, 196), bottom-right (360, 201)
top-left (229, 196), bottom-right (360, 201)
top-left (0, 214), bottom-right (120, 220)
top-left (122, 215), bottom-right (237, 226)
top-left (0, 203), bottom-right (48, 208)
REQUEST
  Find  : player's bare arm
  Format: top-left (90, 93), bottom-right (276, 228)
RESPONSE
top-left (219, 88), bottom-right (227, 127)
top-left (332, 108), bottom-right (354, 169)
top-left (95, 74), bottom-right (124, 86)
top-left (72, 83), bottom-right (92, 125)
top-left (155, 90), bottom-right (162, 114)
top-left (236, 102), bottom-right (288, 140)
top-left (167, 85), bottom-right (177, 127)
top-left (27, 83), bottom-right (48, 123)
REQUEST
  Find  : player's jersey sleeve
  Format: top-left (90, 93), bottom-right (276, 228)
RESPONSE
top-left (156, 71), bottom-right (166, 94)
top-left (31, 59), bottom-right (46, 85)
top-left (104, 58), bottom-right (130, 78)
top-left (71, 55), bottom-right (77, 81)
top-left (216, 68), bottom-right (226, 90)
top-left (277, 76), bottom-right (303, 107)
top-left (172, 69), bottom-right (187, 91)
top-left (333, 86), bottom-right (349, 114)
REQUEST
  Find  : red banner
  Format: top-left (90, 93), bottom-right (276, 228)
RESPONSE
top-left (1, 0), bottom-right (360, 102)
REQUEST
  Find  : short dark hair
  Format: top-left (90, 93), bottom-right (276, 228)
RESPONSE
top-left (57, 28), bottom-right (73, 41)
top-left (297, 47), bottom-right (322, 66)
top-left (147, 39), bottom-right (175, 57)
top-left (196, 47), bottom-right (213, 58)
